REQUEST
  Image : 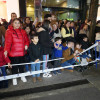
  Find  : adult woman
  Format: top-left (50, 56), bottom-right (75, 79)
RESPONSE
top-left (4, 18), bottom-right (29, 85)
top-left (61, 21), bottom-right (74, 39)
top-left (79, 24), bottom-right (89, 38)
top-left (52, 22), bottom-right (62, 42)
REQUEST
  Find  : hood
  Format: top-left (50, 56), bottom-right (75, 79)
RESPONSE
top-left (8, 25), bottom-right (13, 30)
top-left (8, 25), bottom-right (21, 31)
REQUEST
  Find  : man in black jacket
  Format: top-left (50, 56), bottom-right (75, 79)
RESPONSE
top-left (29, 34), bottom-right (42, 83)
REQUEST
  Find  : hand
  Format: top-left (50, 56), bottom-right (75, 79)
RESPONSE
top-left (35, 59), bottom-right (39, 63)
top-left (54, 43), bottom-right (59, 48)
top-left (74, 53), bottom-right (77, 56)
top-left (8, 63), bottom-right (12, 68)
top-left (74, 56), bottom-right (77, 60)
top-left (25, 45), bottom-right (28, 50)
top-left (75, 50), bottom-right (79, 54)
top-left (4, 51), bottom-right (8, 57)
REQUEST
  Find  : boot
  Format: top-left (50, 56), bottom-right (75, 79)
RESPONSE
top-left (37, 77), bottom-right (42, 81)
top-left (33, 77), bottom-right (36, 83)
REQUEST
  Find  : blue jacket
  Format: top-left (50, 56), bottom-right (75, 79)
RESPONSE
top-left (54, 43), bottom-right (68, 58)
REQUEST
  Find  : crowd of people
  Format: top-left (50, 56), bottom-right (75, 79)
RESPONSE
top-left (0, 12), bottom-right (100, 88)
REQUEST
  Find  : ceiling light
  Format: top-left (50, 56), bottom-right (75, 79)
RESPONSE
top-left (57, 0), bottom-right (60, 3)
top-left (29, 5), bottom-right (31, 7)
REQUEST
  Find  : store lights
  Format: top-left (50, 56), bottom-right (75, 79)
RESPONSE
top-left (57, 0), bottom-right (60, 3)
top-left (29, 5), bottom-right (31, 7)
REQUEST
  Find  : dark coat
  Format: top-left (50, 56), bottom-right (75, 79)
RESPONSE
top-left (29, 43), bottom-right (42, 62)
top-left (38, 30), bottom-right (53, 55)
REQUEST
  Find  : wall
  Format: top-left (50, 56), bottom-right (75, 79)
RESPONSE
top-left (0, 1), bottom-right (7, 22)
top-left (26, 6), bottom-right (34, 21)
top-left (6, 0), bottom-right (20, 21)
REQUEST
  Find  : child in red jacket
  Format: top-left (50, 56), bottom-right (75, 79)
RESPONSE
top-left (0, 43), bottom-right (12, 88)
top-left (0, 43), bottom-right (11, 76)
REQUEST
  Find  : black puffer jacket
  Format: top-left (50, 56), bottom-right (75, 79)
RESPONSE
top-left (38, 30), bottom-right (53, 55)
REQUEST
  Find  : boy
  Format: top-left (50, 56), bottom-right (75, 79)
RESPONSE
top-left (61, 38), bottom-right (78, 72)
top-left (29, 34), bottom-right (42, 83)
top-left (0, 42), bottom-right (12, 88)
top-left (75, 42), bottom-right (92, 62)
top-left (81, 35), bottom-right (92, 58)
top-left (53, 37), bottom-right (68, 75)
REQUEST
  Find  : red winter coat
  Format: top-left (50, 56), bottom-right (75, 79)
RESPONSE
top-left (4, 26), bottom-right (29, 57)
top-left (0, 47), bottom-right (11, 67)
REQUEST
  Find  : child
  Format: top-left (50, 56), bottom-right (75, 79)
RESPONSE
top-left (75, 42), bottom-right (92, 62)
top-left (0, 43), bottom-right (12, 88)
top-left (29, 34), bottom-right (42, 83)
top-left (53, 37), bottom-right (68, 75)
top-left (61, 38), bottom-right (77, 72)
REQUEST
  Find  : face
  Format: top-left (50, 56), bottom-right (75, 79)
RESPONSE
top-left (56, 39), bottom-right (62, 44)
top-left (47, 17), bottom-right (52, 22)
top-left (26, 18), bottom-right (30, 24)
top-left (66, 22), bottom-right (70, 28)
top-left (11, 14), bottom-right (17, 20)
top-left (85, 19), bottom-right (88, 23)
top-left (83, 38), bottom-right (88, 42)
top-left (84, 25), bottom-right (88, 30)
top-left (31, 31), bottom-right (35, 35)
top-left (68, 42), bottom-right (74, 48)
top-left (53, 24), bottom-right (57, 31)
top-left (51, 15), bottom-right (56, 21)
top-left (70, 22), bottom-right (74, 27)
top-left (13, 20), bottom-right (20, 29)
top-left (76, 44), bottom-right (81, 49)
top-left (25, 27), bottom-right (30, 34)
top-left (32, 36), bottom-right (39, 43)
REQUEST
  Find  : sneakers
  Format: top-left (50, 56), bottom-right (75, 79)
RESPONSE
top-left (21, 76), bottom-right (27, 82)
top-left (13, 78), bottom-right (17, 85)
top-left (57, 70), bottom-right (61, 74)
top-left (43, 72), bottom-right (52, 78)
top-left (53, 71), bottom-right (57, 75)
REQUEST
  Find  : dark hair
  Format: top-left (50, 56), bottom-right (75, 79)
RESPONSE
top-left (30, 34), bottom-right (38, 40)
top-left (88, 19), bottom-right (91, 23)
top-left (70, 21), bottom-right (74, 24)
top-left (66, 37), bottom-right (75, 44)
top-left (97, 20), bottom-right (100, 24)
top-left (75, 42), bottom-right (82, 46)
top-left (55, 37), bottom-right (62, 42)
top-left (42, 20), bottom-right (50, 31)
top-left (11, 12), bottom-right (17, 17)
top-left (82, 34), bottom-right (88, 40)
top-left (23, 25), bottom-right (30, 30)
top-left (13, 18), bottom-right (21, 23)
top-left (24, 17), bottom-right (30, 22)
top-left (44, 14), bottom-right (51, 19)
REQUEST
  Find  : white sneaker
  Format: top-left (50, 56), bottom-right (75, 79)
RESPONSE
top-left (88, 54), bottom-right (91, 57)
top-left (43, 73), bottom-right (52, 78)
top-left (13, 78), bottom-right (17, 85)
top-left (21, 76), bottom-right (27, 82)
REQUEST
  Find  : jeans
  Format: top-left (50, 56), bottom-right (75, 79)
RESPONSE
top-left (25, 65), bottom-right (29, 72)
top-left (31, 62), bottom-right (40, 77)
top-left (0, 67), bottom-right (6, 76)
top-left (43, 55), bottom-right (49, 70)
top-left (61, 58), bottom-right (76, 69)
